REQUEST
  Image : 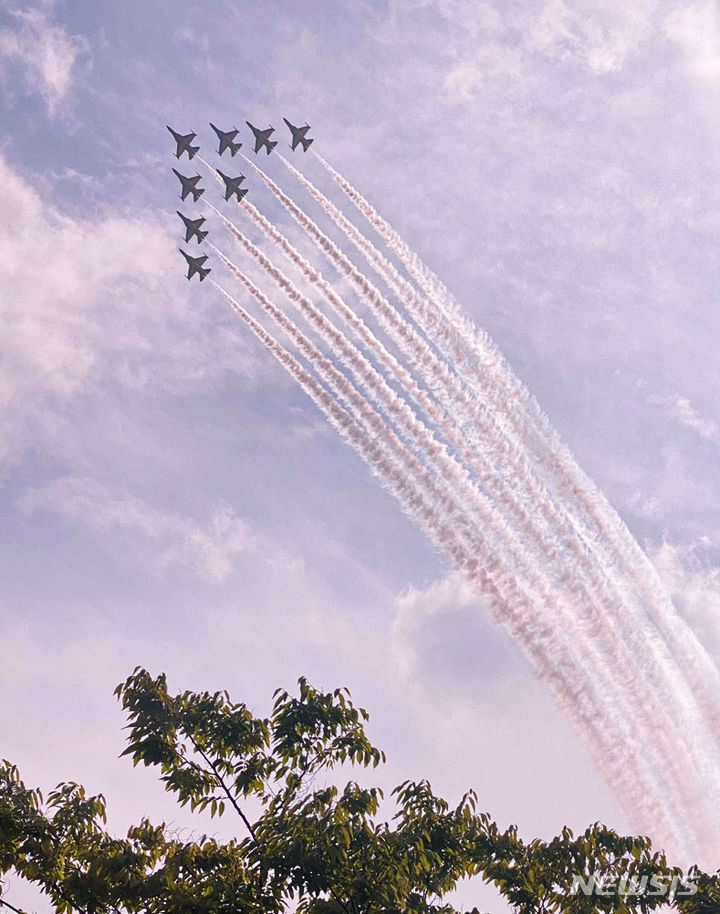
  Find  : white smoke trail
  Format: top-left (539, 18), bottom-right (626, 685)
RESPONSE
top-left (284, 155), bottom-right (720, 842)
top-left (277, 156), bottom-right (716, 718)
top-left (200, 151), bottom-right (715, 848)
top-left (281, 153), bottom-right (453, 353)
top-left (235, 155), bottom-right (718, 830)
top-left (208, 219), bottom-right (642, 709)
top-left (315, 153), bottom-right (720, 741)
top-left (211, 234), bottom-right (701, 851)
top-left (207, 199), bottom-right (443, 421)
top-left (210, 273), bottom-right (685, 849)
top-left (190, 146), bottom-right (717, 854)
top-left (211, 188), bottom-right (661, 688)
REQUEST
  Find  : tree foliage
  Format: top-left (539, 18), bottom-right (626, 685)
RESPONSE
top-left (0, 669), bottom-right (717, 914)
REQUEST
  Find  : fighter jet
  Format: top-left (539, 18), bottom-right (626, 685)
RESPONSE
top-left (177, 211), bottom-right (208, 244)
top-left (217, 170), bottom-right (247, 202)
top-left (180, 249), bottom-right (210, 281)
top-left (283, 118), bottom-right (314, 152)
top-left (246, 121), bottom-right (277, 155)
top-left (210, 123), bottom-right (242, 156)
top-left (166, 126), bottom-right (199, 159)
top-left (172, 168), bottom-right (205, 202)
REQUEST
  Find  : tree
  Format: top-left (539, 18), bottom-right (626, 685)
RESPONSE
top-left (0, 668), bottom-right (716, 914)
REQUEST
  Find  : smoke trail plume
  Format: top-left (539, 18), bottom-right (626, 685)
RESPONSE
top-left (192, 144), bottom-right (720, 853)
top-left (300, 154), bottom-right (720, 842)
top-left (246, 155), bottom-right (714, 770)
top-left (210, 230), bottom-right (704, 848)
top-left (210, 272), bottom-right (687, 850)
top-left (280, 156), bottom-right (718, 728)
top-left (314, 153), bottom-right (720, 742)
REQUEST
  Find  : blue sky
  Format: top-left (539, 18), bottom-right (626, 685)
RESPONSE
top-left (2, 0), bottom-right (720, 908)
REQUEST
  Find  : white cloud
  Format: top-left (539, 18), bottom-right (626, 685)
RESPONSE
top-left (662, 394), bottom-right (719, 443)
top-left (629, 451), bottom-right (712, 521)
top-left (650, 541), bottom-right (720, 666)
top-left (431, 0), bottom-right (656, 105)
top-left (442, 41), bottom-right (529, 105)
top-left (665, 3), bottom-right (720, 81)
top-left (0, 8), bottom-right (87, 114)
top-left (522, 0), bottom-right (655, 74)
top-left (0, 152), bottom-right (163, 467)
top-left (386, 572), bottom-right (626, 859)
top-left (391, 572), bottom-right (483, 679)
top-left (0, 152), bottom-right (257, 475)
top-left (18, 475), bottom-right (253, 581)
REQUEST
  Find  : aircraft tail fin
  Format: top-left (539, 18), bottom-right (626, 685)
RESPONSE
top-left (267, 140), bottom-right (278, 153)
top-left (198, 230), bottom-right (209, 242)
top-left (194, 187), bottom-right (205, 200)
top-left (199, 266), bottom-right (210, 281)
top-left (300, 137), bottom-right (314, 152)
top-left (188, 145), bottom-right (200, 158)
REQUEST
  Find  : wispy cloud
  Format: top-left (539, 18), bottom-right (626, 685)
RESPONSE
top-left (0, 152), bottom-right (258, 474)
top-left (651, 541), bottom-right (720, 666)
top-left (657, 394), bottom-right (719, 443)
top-left (0, 7), bottom-right (87, 114)
top-left (0, 150), bottom-right (164, 467)
top-left (665, 2), bottom-right (720, 81)
top-left (391, 573), bottom-right (484, 680)
top-left (522, 0), bottom-right (655, 73)
top-left (18, 475), bottom-right (253, 582)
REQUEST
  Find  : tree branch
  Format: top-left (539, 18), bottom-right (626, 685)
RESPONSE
top-left (189, 739), bottom-right (259, 844)
top-left (0, 899), bottom-right (32, 914)
top-left (328, 887), bottom-right (351, 914)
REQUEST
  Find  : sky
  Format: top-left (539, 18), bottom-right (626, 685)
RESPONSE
top-left (2, 0), bottom-right (720, 909)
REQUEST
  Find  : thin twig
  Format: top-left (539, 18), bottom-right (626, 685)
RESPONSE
top-left (0, 899), bottom-right (32, 914)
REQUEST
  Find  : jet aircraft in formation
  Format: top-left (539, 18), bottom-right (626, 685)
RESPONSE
top-left (173, 168), bottom-right (205, 202)
top-left (180, 249), bottom-right (211, 281)
top-left (210, 123), bottom-right (242, 156)
top-left (170, 118), bottom-right (313, 164)
top-left (246, 121), bottom-right (277, 155)
top-left (167, 126), bottom-right (199, 159)
top-left (283, 118), bottom-right (314, 152)
top-left (170, 118), bottom-right (314, 281)
top-left (177, 211), bottom-right (208, 244)
top-left (217, 170), bottom-right (247, 202)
